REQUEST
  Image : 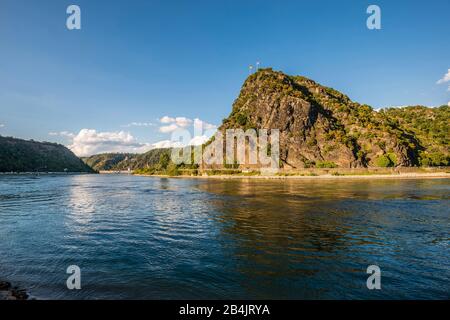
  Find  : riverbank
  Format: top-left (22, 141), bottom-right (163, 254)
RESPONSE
top-left (0, 172), bottom-right (97, 175)
top-left (0, 281), bottom-right (28, 300)
top-left (134, 172), bottom-right (450, 180)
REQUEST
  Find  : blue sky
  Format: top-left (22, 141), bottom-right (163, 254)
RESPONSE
top-left (0, 0), bottom-right (449, 155)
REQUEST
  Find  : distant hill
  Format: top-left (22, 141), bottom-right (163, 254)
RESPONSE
top-left (82, 149), bottom-right (170, 171)
top-left (0, 136), bottom-right (95, 173)
top-left (81, 153), bottom-right (136, 171)
top-left (218, 68), bottom-right (449, 168)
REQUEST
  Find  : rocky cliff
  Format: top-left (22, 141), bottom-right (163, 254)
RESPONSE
top-left (219, 68), bottom-right (448, 168)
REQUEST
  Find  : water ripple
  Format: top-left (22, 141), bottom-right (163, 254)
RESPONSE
top-left (0, 175), bottom-right (449, 299)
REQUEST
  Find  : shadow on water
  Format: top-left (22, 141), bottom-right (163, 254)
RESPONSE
top-left (197, 178), bottom-right (450, 299)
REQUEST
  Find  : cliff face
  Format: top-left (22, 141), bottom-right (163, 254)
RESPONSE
top-left (0, 136), bottom-right (95, 173)
top-left (220, 69), bottom-right (448, 168)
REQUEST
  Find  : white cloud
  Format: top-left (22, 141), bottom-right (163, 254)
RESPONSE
top-left (0, 124), bottom-right (4, 128)
top-left (174, 117), bottom-right (192, 127)
top-left (160, 116), bottom-right (175, 124)
top-left (151, 135), bottom-right (210, 149)
top-left (49, 131), bottom-right (75, 138)
top-left (121, 122), bottom-right (154, 127)
top-left (159, 124), bottom-right (179, 133)
top-left (158, 115), bottom-right (217, 136)
top-left (189, 135), bottom-right (209, 146)
top-left (376, 105), bottom-right (409, 111)
top-left (68, 129), bottom-right (153, 157)
top-left (151, 140), bottom-right (183, 149)
top-left (437, 69), bottom-right (450, 84)
top-left (56, 115), bottom-right (218, 156)
top-left (448, 101), bottom-right (450, 107)
top-left (193, 118), bottom-right (217, 131)
top-left (382, 105), bottom-right (408, 109)
top-left (437, 68), bottom-right (450, 91)
top-left (154, 117), bottom-right (217, 149)
top-left (156, 117), bottom-right (216, 148)
top-left (158, 116), bottom-right (193, 132)
top-left (49, 121), bottom-right (219, 157)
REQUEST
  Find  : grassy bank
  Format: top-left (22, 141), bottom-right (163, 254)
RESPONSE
top-left (131, 167), bottom-right (450, 179)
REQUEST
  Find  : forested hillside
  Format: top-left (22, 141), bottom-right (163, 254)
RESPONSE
top-left (0, 136), bottom-right (95, 173)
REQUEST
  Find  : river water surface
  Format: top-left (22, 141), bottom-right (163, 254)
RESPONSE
top-left (0, 174), bottom-right (448, 299)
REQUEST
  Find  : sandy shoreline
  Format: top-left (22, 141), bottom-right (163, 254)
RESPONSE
top-left (133, 172), bottom-right (450, 180)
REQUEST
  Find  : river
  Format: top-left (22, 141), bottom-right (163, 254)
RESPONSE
top-left (0, 174), bottom-right (448, 299)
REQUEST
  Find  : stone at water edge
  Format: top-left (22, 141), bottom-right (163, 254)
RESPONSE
top-left (0, 281), bottom-right (29, 300)
top-left (0, 281), bottom-right (12, 290)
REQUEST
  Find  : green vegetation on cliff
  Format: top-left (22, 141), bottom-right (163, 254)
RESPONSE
top-left (82, 148), bottom-right (170, 172)
top-left (0, 136), bottom-right (95, 173)
top-left (82, 153), bottom-right (136, 171)
top-left (220, 68), bottom-right (449, 168)
top-left (382, 106), bottom-right (449, 166)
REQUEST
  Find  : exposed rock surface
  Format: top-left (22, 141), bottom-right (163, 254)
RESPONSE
top-left (219, 68), bottom-right (449, 168)
top-left (0, 281), bottom-right (28, 300)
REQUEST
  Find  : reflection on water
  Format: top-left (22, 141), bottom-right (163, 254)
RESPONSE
top-left (0, 175), bottom-right (448, 299)
top-left (67, 178), bottom-right (97, 229)
top-left (199, 179), bottom-right (450, 299)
